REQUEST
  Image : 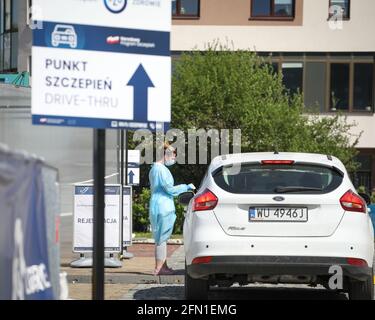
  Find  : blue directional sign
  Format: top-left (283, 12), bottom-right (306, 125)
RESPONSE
top-left (126, 150), bottom-right (140, 186)
top-left (32, 0), bottom-right (171, 131)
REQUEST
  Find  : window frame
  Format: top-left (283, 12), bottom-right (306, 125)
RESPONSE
top-left (172, 0), bottom-right (200, 19)
top-left (328, 60), bottom-right (375, 113)
top-left (250, 0), bottom-right (296, 20)
top-left (329, 0), bottom-right (351, 20)
top-left (262, 53), bottom-right (375, 114)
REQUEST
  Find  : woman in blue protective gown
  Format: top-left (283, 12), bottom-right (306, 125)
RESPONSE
top-left (149, 143), bottom-right (195, 275)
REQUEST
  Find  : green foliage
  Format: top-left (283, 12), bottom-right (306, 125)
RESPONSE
top-left (132, 188), bottom-right (151, 232)
top-left (172, 43), bottom-right (361, 182)
top-left (132, 187), bottom-right (185, 234)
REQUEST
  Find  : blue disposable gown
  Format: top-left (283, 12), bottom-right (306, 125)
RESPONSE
top-left (149, 163), bottom-right (189, 245)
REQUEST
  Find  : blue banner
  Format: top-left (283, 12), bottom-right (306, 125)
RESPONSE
top-left (75, 185), bottom-right (121, 195)
top-left (33, 21), bottom-right (170, 57)
top-left (32, 114), bottom-right (170, 132)
top-left (0, 154), bottom-right (55, 300)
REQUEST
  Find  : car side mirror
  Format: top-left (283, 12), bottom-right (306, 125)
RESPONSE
top-left (359, 192), bottom-right (371, 206)
top-left (178, 191), bottom-right (195, 206)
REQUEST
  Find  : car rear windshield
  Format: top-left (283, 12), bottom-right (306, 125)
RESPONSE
top-left (212, 163), bottom-right (344, 194)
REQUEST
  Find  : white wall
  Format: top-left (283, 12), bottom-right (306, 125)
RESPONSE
top-left (345, 115), bottom-right (375, 149)
top-left (172, 0), bottom-right (375, 52)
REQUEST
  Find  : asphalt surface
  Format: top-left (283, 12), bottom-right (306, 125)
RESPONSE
top-left (61, 216), bottom-right (354, 300)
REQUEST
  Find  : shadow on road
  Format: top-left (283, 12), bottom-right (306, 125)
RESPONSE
top-left (133, 285), bottom-right (348, 300)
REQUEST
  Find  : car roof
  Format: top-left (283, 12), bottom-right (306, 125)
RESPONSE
top-left (209, 152), bottom-right (347, 173)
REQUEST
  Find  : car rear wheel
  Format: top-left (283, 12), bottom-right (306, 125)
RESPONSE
top-left (348, 270), bottom-right (374, 300)
top-left (185, 262), bottom-right (209, 300)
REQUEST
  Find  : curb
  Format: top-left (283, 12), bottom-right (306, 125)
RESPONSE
top-left (68, 274), bottom-right (185, 285)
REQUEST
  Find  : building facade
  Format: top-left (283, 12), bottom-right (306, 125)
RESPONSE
top-left (1, 0), bottom-right (375, 191)
top-left (176, 0), bottom-right (375, 192)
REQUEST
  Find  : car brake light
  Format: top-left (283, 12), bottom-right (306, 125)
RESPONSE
top-left (193, 189), bottom-right (218, 212)
top-left (192, 256), bottom-right (212, 264)
top-left (340, 190), bottom-right (366, 213)
top-left (261, 160), bottom-right (295, 165)
top-left (347, 258), bottom-right (368, 267)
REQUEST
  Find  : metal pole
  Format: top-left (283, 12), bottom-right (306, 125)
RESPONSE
top-left (120, 130), bottom-right (131, 258)
top-left (120, 130), bottom-right (125, 256)
top-left (92, 129), bottom-right (105, 300)
top-left (116, 131), bottom-right (121, 185)
top-left (120, 130), bottom-right (125, 187)
top-left (125, 130), bottom-right (129, 186)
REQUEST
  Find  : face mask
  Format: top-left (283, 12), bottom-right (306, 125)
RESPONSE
top-left (165, 159), bottom-right (176, 167)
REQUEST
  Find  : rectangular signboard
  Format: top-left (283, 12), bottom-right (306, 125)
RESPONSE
top-left (127, 150), bottom-right (140, 185)
top-left (32, 0), bottom-right (171, 131)
top-left (73, 185), bottom-right (121, 252)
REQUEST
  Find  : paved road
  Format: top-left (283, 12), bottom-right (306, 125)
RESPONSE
top-left (121, 246), bottom-right (349, 300)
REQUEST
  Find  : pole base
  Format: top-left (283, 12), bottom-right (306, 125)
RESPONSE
top-left (121, 251), bottom-right (134, 260)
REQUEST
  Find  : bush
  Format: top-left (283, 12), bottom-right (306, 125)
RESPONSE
top-left (132, 187), bottom-right (185, 235)
top-left (132, 188), bottom-right (151, 232)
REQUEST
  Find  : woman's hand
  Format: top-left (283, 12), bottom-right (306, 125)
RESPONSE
top-left (188, 183), bottom-right (196, 191)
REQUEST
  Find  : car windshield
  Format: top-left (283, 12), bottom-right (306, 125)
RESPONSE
top-left (212, 163), bottom-right (344, 194)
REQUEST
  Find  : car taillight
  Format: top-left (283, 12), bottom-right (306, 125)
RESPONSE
top-left (192, 256), bottom-right (212, 264)
top-left (340, 190), bottom-right (366, 213)
top-left (347, 258), bottom-right (368, 267)
top-left (261, 160), bottom-right (295, 165)
top-left (193, 189), bottom-right (218, 212)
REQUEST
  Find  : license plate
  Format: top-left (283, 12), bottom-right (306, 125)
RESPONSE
top-left (249, 207), bottom-right (308, 222)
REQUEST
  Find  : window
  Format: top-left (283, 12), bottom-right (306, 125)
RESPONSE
top-left (5, 0), bottom-right (11, 31)
top-left (282, 62), bottom-right (303, 95)
top-left (251, 0), bottom-right (295, 18)
top-left (172, 0), bottom-right (199, 18)
top-left (329, 0), bottom-right (350, 19)
top-left (354, 64), bottom-right (374, 111)
top-left (305, 62), bottom-right (326, 112)
top-left (351, 155), bottom-right (372, 194)
top-left (213, 163), bottom-right (343, 195)
top-left (330, 62), bottom-right (374, 112)
top-left (330, 63), bottom-right (350, 110)
top-left (11, 0), bottom-right (17, 30)
top-left (0, 0), bottom-right (18, 72)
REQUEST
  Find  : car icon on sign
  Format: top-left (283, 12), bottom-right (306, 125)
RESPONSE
top-left (51, 25), bottom-right (77, 48)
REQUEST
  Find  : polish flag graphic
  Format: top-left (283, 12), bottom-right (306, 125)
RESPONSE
top-left (106, 36), bottom-right (120, 44)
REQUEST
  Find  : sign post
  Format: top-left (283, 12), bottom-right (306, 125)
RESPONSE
top-left (32, 0), bottom-right (171, 300)
top-left (93, 131), bottom-right (105, 299)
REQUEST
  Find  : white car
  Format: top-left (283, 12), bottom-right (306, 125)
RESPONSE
top-left (181, 152), bottom-right (374, 300)
top-left (51, 25), bottom-right (77, 48)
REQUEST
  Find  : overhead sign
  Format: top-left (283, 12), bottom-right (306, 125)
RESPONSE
top-left (32, 0), bottom-right (171, 131)
top-left (122, 186), bottom-right (133, 247)
top-left (73, 185), bottom-right (121, 253)
top-left (127, 150), bottom-right (140, 186)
